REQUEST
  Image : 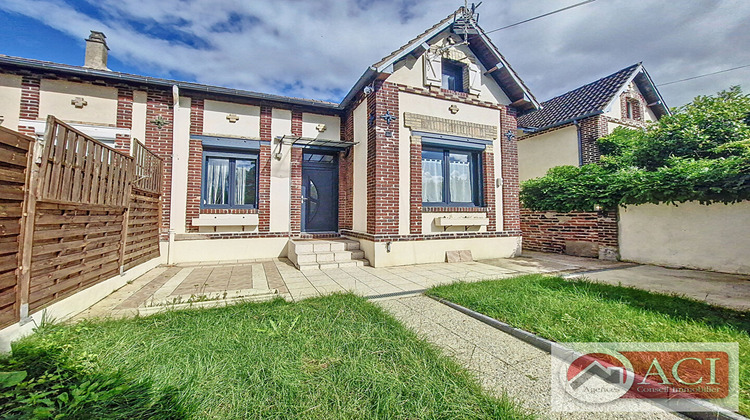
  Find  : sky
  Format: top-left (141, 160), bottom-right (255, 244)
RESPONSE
top-left (0, 0), bottom-right (748, 108)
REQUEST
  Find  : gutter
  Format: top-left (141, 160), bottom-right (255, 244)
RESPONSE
top-left (522, 110), bottom-right (603, 134)
top-left (575, 119), bottom-right (583, 166)
top-left (339, 67), bottom-right (378, 110)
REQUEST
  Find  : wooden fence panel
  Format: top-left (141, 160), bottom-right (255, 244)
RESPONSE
top-left (132, 141), bottom-right (163, 194)
top-left (124, 189), bottom-right (161, 271)
top-left (28, 203), bottom-right (123, 312)
top-left (0, 127), bottom-right (33, 328)
top-left (37, 116), bottom-right (132, 208)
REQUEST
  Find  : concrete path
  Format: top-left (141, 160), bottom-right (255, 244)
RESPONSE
top-left (376, 295), bottom-right (684, 419)
top-left (565, 264), bottom-right (750, 311)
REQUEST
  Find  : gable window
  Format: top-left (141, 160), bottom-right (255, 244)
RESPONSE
top-left (202, 149), bottom-right (258, 209)
top-left (422, 147), bottom-right (482, 206)
top-left (441, 60), bottom-right (465, 92)
top-left (625, 98), bottom-right (641, 121)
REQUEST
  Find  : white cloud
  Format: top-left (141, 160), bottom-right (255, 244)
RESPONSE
top-left (1, 0), bottom-right (748, 106)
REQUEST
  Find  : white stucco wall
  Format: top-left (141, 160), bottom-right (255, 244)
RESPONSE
top-left (39, 79), bottom-right (118, 125)
top-left (301, 113), bottom-right (340, 141)
top-left (355, 236), bottom-right (521, 267)
top-left (0, 74), bottom-right (22, 130)
top-left (270, 108), bottom-right (292, 232)
top-left (517, 125), bottom-right (580, 182)
top-left (421, 212), bottom-right (488, 233)
top-left (131, 90), bottom-right (147, 145)
top-left (387, 31), bottom-right (511, 105)
top-left (202, 100), bottom-right (260, 138)
top-left (170, 237), bottom-right (289, 263)
top-left (352, 100), bottom-right (368, 232)
top-left (170, 96), bottom-right (192, 234)
top-left (619, 201), bottom-right (750, 274)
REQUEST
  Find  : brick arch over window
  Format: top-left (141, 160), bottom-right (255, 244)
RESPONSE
top-left (620, 91), bottom-right (645, 122)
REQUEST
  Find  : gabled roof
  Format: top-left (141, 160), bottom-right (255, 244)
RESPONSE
top-left (340, 7), bottom-right (541, 112)
top-left (517, 63), bottom-right (670, 131)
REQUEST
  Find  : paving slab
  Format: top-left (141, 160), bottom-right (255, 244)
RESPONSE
top-left (567, 264), bottom-right (750, 311)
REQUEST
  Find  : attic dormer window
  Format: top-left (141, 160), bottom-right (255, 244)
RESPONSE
top-left (625, 98), bottom-right (642, 121)
top-left (441, 59), bottom-right (465, 93)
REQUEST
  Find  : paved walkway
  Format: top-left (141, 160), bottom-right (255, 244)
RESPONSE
top-left (78, 251), bottom-right (749, 319)
top-left (377, 295), bottom-right (683, 419)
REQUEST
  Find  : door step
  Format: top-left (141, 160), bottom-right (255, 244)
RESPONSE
top-left (288, 239), bottom-right (369, 271)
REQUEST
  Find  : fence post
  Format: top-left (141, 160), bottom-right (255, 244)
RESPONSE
top-left (17, 116), bottom-right (51, 323)
top-left (118, 158), bottom-right (134, 274)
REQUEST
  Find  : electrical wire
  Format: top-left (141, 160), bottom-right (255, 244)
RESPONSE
top-left (483, 0), bottom-right (597, 34)
top-left (657, 64), bottom-right (750, 86)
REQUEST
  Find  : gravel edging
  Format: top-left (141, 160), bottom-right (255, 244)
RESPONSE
top-left (427, 295), bottom-right (747, 420)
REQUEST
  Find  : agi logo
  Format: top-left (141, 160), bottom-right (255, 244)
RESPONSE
top-left (552, 343), bottom-right (738, 412)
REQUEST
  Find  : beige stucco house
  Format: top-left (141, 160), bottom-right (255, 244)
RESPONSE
top-left (0, 7), bottom-right (541, 268)
top-left (516, 63), bottom-right (670, 182)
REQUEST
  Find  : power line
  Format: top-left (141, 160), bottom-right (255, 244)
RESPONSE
top-left (657, 64), bottom-right (750, 87)
top-left (484, 0), bottom-right (597, 34)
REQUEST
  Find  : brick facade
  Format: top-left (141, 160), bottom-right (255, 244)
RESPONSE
top-left (366, 81), bottom-right (400, 235)
top-left (115, 86), bottom-right (133, 153)
top-left (499, 106), bottom-right (520, 233)
top-left (579, 114), bottom-right (608, 165)
top-left (18, 75), bottom-right (40, 137)
top-left (258, 106), bottom-right (272, 232)
top-left (338, 109), bottom-right (354, 231)
top-left (520, 208), bottom-right (619, 260)
top-left (145, 89), bottom-right (174, 239)
top-left (290, 110), bottom-right (303, 233)
top-left (409, 139), bottom-right (422, 234)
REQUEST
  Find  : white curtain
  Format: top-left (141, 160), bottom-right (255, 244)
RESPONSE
top-left (422, 158), bottom-right (444, 202)
top-left (235, 161), bottom-right (254, 205)
top-left (206, 158), bottom-right (229, 205)
top-left (449, 160), bottom-right (472, 202)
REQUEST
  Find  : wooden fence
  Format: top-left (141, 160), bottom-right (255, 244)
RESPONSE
top-left (1, 116), bottom-right (164, 328)
top-left (0, 127), bottom-right (33, 328)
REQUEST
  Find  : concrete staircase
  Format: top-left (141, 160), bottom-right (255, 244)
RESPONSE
top-left (288, 239), bottom-right (369, 271)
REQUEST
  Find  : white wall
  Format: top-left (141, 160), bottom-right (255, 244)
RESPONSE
top-left (0, 74), bottom-right (22, 130)
top-left (517, 125), bottom-right (580, 182)
top-left (619, 201), bottom-right (750, 274)
top-left (202, 100), bottom-right (260, 138)
top-left (170, 96), bottom-right (192, 234)
top-left (39, 79), bottom-right (118, 125)
top-left (270, 108), bottom-right (292, 232)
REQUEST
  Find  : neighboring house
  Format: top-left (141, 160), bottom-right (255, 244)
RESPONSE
top-left (516, 63), bottom-right (670, 182)
top-left (0, 7), bottom-right (540, 267)
top-left (515, 64), bottom-right (670, 260)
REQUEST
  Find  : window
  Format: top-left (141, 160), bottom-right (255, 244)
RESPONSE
top-left (441, 60), bottom-right (464, 92)
top-left (625, 99), bottom-right (641, 120)
top-left (422, 147), bottom-right (482, 206)
top-left (202, 149), bottom-right (258, 209)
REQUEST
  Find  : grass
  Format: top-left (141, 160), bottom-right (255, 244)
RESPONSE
top-left (426, 274), bottom-right (750, 415)
top-left (1, 294), bottom-right (531, 419)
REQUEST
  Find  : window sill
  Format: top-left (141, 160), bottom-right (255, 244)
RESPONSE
top-left (191, 213), bottom-right (259, 227)
top-left (435, 216), bottom-right (489, 227)
top-left (423, 206), bottom-right (488, 213)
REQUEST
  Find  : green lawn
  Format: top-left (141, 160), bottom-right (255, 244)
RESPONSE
top-left (1, 294), bottom-right (531, 419)
top-left (426, 274), bottom-right (750, 416)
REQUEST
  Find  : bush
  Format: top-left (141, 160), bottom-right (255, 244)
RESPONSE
top-left (521, 86), bottom-right (750, 211)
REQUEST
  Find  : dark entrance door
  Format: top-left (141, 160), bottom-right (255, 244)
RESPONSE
top-left (301, 151), bottom-right (338, 232)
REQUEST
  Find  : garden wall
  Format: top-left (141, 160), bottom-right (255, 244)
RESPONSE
top-left (520, 208), bottom-right (619, 260)
top-left (619, 201), bottom-right (750, 274)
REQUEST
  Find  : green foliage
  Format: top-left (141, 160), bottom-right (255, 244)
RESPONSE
top-left (521, 87), bottom-right (750, 211)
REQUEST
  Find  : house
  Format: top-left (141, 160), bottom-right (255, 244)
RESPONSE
top-left (515, 64), bottom-right (670, 259)
top-left (516, 63), bottom-right (670, 182)
top-left (0, 7), bottom-right (539, 268)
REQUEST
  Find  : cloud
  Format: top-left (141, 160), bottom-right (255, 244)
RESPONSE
top-left (1, 0), bottom-right (748, 106)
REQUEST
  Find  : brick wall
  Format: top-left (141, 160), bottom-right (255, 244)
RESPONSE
top-left (520, 208), bottom-right (619, 259)
top-left (290, 110), bottom-right (303, 233)
top-left (145, 89), bottom-right (174, 238)
top-left (338, 109), bottom-right (354, 230)
top-left (366, 81), bottom-right (400, 235)
top-left (18, 75), bottom-right (40, 137)
top-left (115, 86), bottom-right (133, 153)
top-left (409, 139), bottom-right (422, 234)
top-left (579, 114), bottom-right (608, 165)
top-left (499, 106), bottom-right (520, 233)
top-left (258, 105), bottom-right (272, 232)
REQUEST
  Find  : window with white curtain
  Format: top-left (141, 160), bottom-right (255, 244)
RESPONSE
top-left (422, 147), bottom-right (482, 206)
top-left (202, 149), bottom-right (258, 209)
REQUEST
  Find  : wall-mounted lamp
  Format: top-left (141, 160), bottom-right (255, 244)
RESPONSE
top-left (273, 138), bottom-right (284, 161)
top-left (386, 241), bottom-right (392, 253)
